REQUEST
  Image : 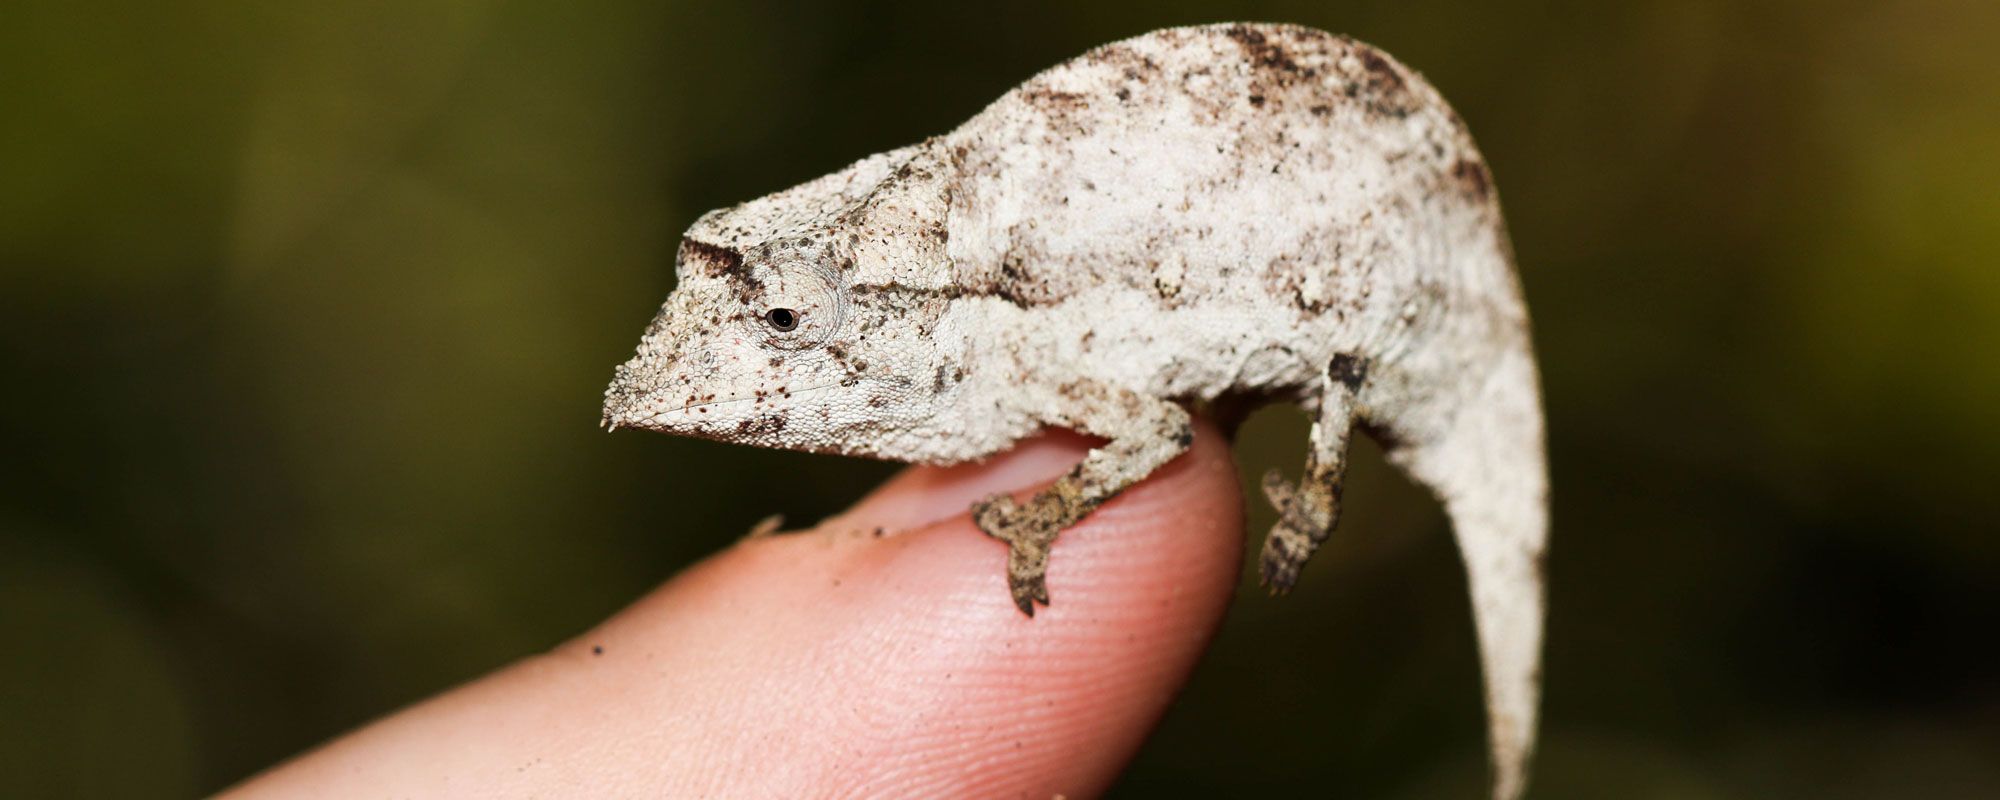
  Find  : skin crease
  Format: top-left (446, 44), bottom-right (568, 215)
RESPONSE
top-left (218, 424), bottom-right (1243, 800)
top-left (602, 23), bottom-right (1547, 800)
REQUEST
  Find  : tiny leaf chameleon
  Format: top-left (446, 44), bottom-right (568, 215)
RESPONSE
top-left (602, 23), bottom-right (1547, 800)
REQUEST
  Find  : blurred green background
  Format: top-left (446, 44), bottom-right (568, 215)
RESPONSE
top-left (4, 0), bottom-right (1997, 797)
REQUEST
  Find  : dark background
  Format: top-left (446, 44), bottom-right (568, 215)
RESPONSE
top-left (4, 1), bottom-right (1997, 797)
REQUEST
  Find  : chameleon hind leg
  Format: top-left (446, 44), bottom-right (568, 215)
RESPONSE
top-left (1259, 353), bottom-right (1365, 593)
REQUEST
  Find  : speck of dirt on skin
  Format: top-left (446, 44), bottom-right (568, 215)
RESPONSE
top-left (591, 645), bottom-right (604, 656)
top-left (872, 526), bottom-right (885, 537)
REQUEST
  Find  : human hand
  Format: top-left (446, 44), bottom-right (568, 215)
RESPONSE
top-left (220, 419), bottom-right (1243, 798)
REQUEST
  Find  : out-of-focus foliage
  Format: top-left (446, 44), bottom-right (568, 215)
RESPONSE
top-left (2, 1), bottom-right (1996, 797)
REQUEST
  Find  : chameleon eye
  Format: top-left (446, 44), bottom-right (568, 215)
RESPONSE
top-left (765, 307), bottom-right (799, 331)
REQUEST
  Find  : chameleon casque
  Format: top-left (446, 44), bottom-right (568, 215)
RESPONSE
top-left (603, 23), bottom-right (1547, 799)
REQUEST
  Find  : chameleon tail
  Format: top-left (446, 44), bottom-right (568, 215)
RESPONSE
top-left (1387, 342), bottom-right (1548, 800)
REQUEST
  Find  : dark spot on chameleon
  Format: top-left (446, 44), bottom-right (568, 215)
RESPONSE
top-left (1356, 46), bottom-right (1405, 92)
top-left (680, 239), bottom-right (744, 276)
top-left (1114, 87), bottom-right (1130, 101)
top-left (932, 364), bottom-right (948, 393)
top-left (1452, 157), bottom-right (1492, 201)
top-left (1224, 24), bottom-right (1267, 48)
top-left (1225, 24), bottom-right (1313, 78)
top-left (1173, 426), bottom-right (1194, 449)
top-left (1248, 94), bottom-right (1266, 108)
top-left (867, 396), bottom-right (885, 408)
top-left (1022, 87), bottom-right (1090, 112)
top-left (1309, 104), bottom-right (1331, 116)
top-left (952, 367), bottom-right (964, 382)
top-left (1330, 353), bottom-right (1369, 391)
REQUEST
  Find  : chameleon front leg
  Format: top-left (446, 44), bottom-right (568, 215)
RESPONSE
top-left (972, 383), bottom-right (1194, 616)
top-left (1259, 353), bottom-right (1365, 594)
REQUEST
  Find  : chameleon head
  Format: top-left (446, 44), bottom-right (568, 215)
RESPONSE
top-left (601, 233), bottom-right (960, 457)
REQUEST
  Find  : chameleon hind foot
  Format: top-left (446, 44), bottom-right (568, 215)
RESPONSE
top-left (1259, 469), bottom-right (1320, 594)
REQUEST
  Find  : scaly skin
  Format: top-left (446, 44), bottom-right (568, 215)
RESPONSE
top-left (602, 24), bottom-right (1547, 800)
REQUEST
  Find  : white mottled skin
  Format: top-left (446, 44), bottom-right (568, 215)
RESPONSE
top-left (604, 24), bottom-right (1546, 800)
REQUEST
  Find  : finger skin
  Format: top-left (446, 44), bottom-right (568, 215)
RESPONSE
top-left (219, 420), bottom-right (1243, 800)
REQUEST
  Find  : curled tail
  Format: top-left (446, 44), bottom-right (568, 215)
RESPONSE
top-left (1383, 342), bottom-right (1548, 800)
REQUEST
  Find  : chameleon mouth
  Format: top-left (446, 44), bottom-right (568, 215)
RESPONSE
top-left (603, 382), bottom-right (842, 433)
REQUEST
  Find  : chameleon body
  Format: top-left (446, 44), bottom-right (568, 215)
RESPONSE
top-left (603, 24), bottom-right (1546, 800)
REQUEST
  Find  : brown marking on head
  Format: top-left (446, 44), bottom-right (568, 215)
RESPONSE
top-left (681, 239), bottom-right (744, 277)
top-left (682, 238), bottom-right (769, 305)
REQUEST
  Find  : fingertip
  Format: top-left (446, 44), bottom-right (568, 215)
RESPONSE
top-left (230, 421), bottom-right (1248, 800)
top-left (643, 418), bottom-right (1245, 796)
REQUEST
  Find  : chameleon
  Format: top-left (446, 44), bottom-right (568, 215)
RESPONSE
top-left (602, 23), bottom-right (1547, 800)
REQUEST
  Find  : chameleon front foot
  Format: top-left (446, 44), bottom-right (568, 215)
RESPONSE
top-left (972, 493), bottom-right (1059, 616)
